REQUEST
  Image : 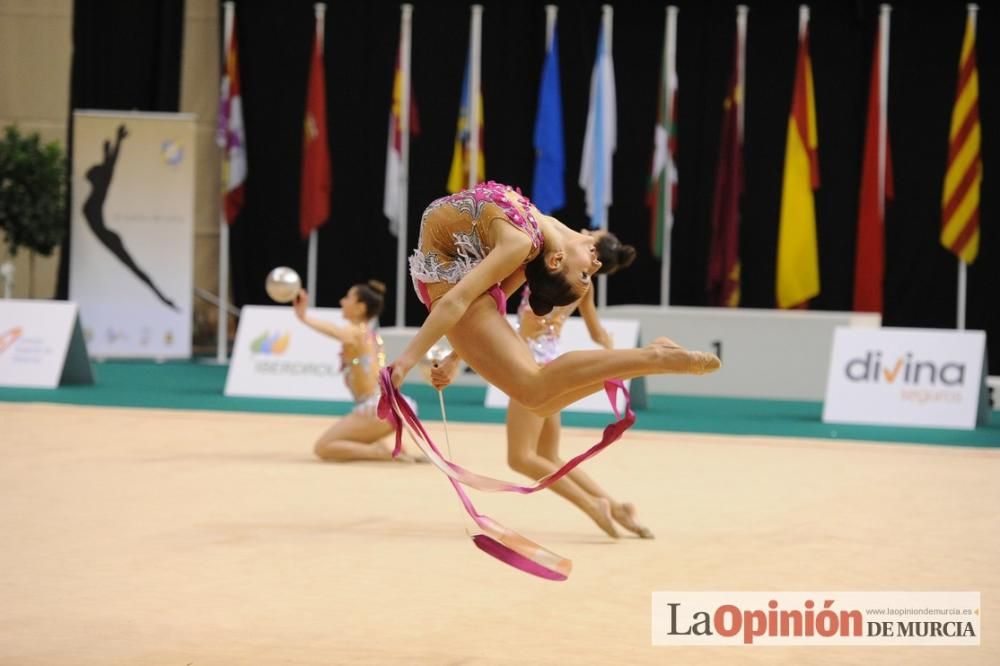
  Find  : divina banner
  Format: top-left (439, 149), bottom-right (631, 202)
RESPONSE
top-left (69, 111), bottom-right (195, 358)
top-left (822, 327), bottom-right (989, 430)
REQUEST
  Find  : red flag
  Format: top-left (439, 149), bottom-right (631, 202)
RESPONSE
top-left (853, 32), bottom-right (894, 313)
top-left (706, 16), bottom-right (745, 307)
top-left (299, 26), bottom-right (331, 239)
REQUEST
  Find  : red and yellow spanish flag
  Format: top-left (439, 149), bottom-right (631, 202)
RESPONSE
top-left (776, 8), bottom-right (820, 309)
top-left (941, 10), bottom-right (981, 265)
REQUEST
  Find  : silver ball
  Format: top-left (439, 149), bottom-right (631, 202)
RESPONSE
top-left (265, 266), bottom-right (301, 304)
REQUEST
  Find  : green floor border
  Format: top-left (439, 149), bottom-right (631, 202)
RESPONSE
top-left (2, 360), bottom-right (998, 448)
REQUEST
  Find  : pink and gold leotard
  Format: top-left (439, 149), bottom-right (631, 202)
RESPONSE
top-left (409, 181), bottom-right (544, 310)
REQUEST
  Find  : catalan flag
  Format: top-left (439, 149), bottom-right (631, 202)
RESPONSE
top-left (776, 8), bottom-right (820, 309)
top-left (941, 10), bottom-right (981, 265)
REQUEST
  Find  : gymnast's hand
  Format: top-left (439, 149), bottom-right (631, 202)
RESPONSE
top-left (391, 356), bottom-right (414, 389)
top-left (430, 352), bottom-right (461, 391)
top-left (292, 290), bottom-right (308, 321)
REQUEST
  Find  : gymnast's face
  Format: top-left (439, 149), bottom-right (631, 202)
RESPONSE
top-left (339, 288), bottom-right (367, 322)
top-left (559, 229), bottom-right (602, 296)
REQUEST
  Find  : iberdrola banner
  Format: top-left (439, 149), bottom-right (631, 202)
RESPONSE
top-left (69, 110), bottom-right (195, 358)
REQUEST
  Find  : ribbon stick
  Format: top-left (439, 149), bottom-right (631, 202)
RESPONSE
top-left (377, 368), bottom-right (636, 580)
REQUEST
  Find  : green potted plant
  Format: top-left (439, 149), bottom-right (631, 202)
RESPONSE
top-left (0, 125), bottom-right (66, 298)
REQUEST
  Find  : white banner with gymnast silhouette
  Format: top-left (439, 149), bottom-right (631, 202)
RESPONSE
top-left (225, 305), bottom-right (355, 402)
top-left (484, 316), bottom-right (642, 413)
top-left (69, 111), bottom-right (195, 358)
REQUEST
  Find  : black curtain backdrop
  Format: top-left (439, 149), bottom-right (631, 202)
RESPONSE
top-left (227, 0), bottom-right (998, 373)
top-left (57, 0), bottom-right (185, 299)
top-left (62, 0), bottom-right (997, 373)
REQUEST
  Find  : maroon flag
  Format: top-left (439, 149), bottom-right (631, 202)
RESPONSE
top-left (706, 19), bottom-right (744, 307)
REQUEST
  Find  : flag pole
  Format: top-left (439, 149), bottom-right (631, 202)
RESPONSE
top-left (545, 5), bottom-right (557, 50)
top-left (305, 2), bottom-right (326, 308)
top-left (737, 6), bottom-right (747, 140)
top-left (394, 4), bottom-right (413, 327)
top-left (217, 1), bottom-right (235, 364)
top-left (468, 5), bottom-right (483, 190)
top-left (658, 6), bottom-right (678, 308)
top-left (878, 4), bottom-right (890, 224)
top-left (597, 4), bottom-right (613, 310)
top-left (957, 2), bottom-right (977, 330)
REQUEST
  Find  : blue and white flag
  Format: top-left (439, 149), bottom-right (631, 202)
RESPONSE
top-left (579, 22), bottom-right (617, 228)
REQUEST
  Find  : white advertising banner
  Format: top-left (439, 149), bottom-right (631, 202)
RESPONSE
top-left (69, 110), bottom-right (195, 358)
top-left (225, 305), bottom-right (354, 401)
top-left (0, 299), bottom-right (94, 388)
top-left (823, 327), bottom-right (989, 430)
top-left (485, 316), bottom-right (642, 413)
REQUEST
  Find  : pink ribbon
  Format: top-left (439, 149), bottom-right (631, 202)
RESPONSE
top-left (378, 367), bottom-right (635, 580)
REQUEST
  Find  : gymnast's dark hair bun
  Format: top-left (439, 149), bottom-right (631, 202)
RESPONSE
top-left (524, 252), bottom-right (578, 316)
top-left (596, 233), bottom-right (637, 276)
top-left (355, 280), bottom-right (386, 318)
top-left (528, 289), bottom-right (555, 316)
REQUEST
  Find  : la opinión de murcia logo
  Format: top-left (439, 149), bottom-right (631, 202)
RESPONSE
top-left (660, 599), bottom-right (977, 645)
top-left (845, 352), bottom-right (966, 386)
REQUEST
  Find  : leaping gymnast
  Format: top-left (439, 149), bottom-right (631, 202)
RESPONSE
top-left (431, 229), bottom-right (654, 539)
top-left (379, 181), bottom-right (719, 579)
top-left (391, 181), bottom-right (719, 409)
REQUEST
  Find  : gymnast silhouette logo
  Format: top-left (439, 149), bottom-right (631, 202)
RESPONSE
top-left (83, 124), bottom-right (179, 311)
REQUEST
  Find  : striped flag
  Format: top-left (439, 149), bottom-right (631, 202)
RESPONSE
top-left (941, 11), bottom-right (981, 264)
top-left (776, 8), bottom-right (820, 309)
top-left (579, 18), bottom-right (616, 229)
top-left (216, 9), bottom-right (246, 225)
top-left (383, 42), bottom-right (420, 236)
top-left (446, 53), bottom-right (484, 193)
